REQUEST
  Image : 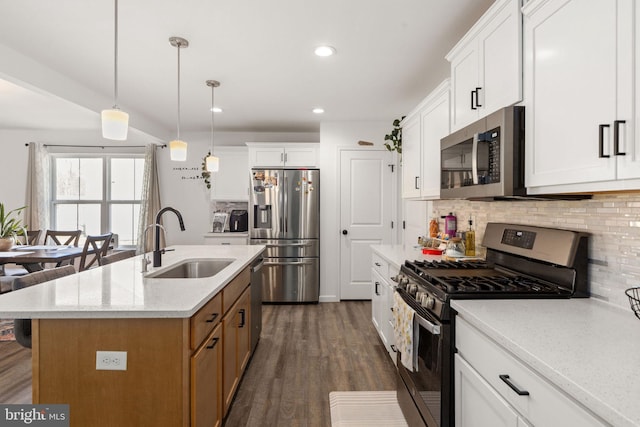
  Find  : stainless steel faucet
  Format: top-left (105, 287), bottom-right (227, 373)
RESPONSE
top-left (153, 207), bottom-right (186, 267)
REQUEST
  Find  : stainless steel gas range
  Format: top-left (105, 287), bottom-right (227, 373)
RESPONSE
top-left (392, 223), bottom-right (590, 427)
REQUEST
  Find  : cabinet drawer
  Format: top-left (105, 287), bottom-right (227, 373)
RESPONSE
top-left (456, 317), bottom-right (605, 427)
top-left (372, 253), bottom-right (389, 278)
top-left (191, 293), bottom-right (222, 350)
top-left (222, 267), bottom-right (250, 313)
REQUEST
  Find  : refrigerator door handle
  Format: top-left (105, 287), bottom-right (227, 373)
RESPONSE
top-left (264, 260), bottom-right (315, 266)
top-left (265, 242), bottom-right (313, 247)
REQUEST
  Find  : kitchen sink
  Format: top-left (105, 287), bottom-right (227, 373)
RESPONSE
top-left (146, 259), bottom-right (235, 279)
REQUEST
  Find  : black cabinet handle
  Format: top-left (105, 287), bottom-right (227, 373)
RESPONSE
top-left (599, 124), bottom-right (610, 158)
top-left (499, 374), bottom-right (530, 396)
top-left (205, 313), bottom-right (219, 323)
top-left (471, 89), bottom-right (477, 110)
top-left (374, 262), bottom-right (381, 267)
top-left (475, 87), bottom-right (482, 107)
top-left (342, 229), bottom-right (348, 235)
top-left (206, 337), bottom-right (219, 349)
top-left (390, 344), bottom-right (397, 353)
top-left (614, 120), bottom-right (626, 155)
top-left (239, 309), bottom-right (246, 328)
top-left (375, 281), bottom-right (380, 296)
top-left (415, 176), bottom-right (420, 189)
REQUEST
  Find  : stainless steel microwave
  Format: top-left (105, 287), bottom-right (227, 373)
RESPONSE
top-left (440, 106), bottom-right (525, 200)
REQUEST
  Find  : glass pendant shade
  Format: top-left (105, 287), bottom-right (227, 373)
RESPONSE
top-left (169, 139), bottom-right (188, 161)
top-left (206, 154), bottom-right (219, 172)
top-left (101, 108), bottom-right (129, 140)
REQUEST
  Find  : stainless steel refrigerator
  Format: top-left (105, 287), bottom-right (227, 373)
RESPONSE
top-left (250, 168), bottom-right (319, 303)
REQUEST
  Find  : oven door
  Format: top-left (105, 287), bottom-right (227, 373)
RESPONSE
top-left (396, 290), bottom-right (452, 427)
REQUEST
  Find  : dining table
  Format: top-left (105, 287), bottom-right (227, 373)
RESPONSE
top-left (0, 245), bottom-right (85, 275)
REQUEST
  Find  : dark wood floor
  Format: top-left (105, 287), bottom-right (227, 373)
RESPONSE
top-left (0, 339), bottom-right (32, 404)
top-left (0, 301), bottom-right (397, 426)
top-left (224, 301), bottom-right (397, 426)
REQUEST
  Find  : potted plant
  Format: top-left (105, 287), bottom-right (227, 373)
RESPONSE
top-left (384, 116), bottom-right (406, 154)
top-left (0, 203), bottom-right (27, 251)
top-left (201, 152), bottom-right (212, 189)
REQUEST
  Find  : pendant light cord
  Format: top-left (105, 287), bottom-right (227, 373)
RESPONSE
top-left (176, 42), bottom-right (181, 140)
top-left (113, 0), bottom-right (119, 109)
top-left (211, 84), bottom-right (215, 156)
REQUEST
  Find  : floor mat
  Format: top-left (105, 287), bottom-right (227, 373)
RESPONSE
top-left (329, 391), bottom-right (408, 427)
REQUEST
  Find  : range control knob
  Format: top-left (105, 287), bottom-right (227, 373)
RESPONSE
top-left (423, 296), bottom-right (435, 309)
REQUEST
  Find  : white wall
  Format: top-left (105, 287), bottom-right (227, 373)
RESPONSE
top-left (0, 129), bottom-right (318, 245)
top-left (318, 120), bottom-right (392, 302)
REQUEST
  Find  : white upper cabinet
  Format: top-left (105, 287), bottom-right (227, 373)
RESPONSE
top-left (401, 114), bottom-right (421, 198)
top-left (447, 0), bottom-right (522, 132)
top-left (210, 147), bottom-right (250, 201)
top-left (524, 0), bottom-right (640, 194)
top-left (246, 143), bottom-right (318, 168)
top-left (401, 80), bottom-right (450, 200)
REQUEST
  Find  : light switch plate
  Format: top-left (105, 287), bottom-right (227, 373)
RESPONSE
top-left (96, 351), bottom-right (127, 371)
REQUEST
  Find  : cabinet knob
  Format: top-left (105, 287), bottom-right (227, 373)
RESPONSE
top-left (342, 229), bottom-right (348, 235)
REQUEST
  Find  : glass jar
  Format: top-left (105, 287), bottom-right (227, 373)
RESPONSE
top-left (445, 237), bottom-right (466, 258)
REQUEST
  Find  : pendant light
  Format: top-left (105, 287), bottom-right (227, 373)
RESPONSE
top-left (169, 36), bottom-right (189, 161)
top-left (101, 0), bottom-right (129, 140)
top-left (205, 80), bottom-right (220, 172)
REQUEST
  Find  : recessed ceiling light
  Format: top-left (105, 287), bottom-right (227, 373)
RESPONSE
top-left (314, 46), bottom-right (336, 57)
top-left (312, 108), bottom-right (325, 114)
top-left (210, 107), bottom-right (223, 113)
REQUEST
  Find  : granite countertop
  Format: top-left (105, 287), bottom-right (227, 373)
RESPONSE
top-left (452, 298), bottom-right (640, 427)
top-left (0, 245), bottom-right (264, 319)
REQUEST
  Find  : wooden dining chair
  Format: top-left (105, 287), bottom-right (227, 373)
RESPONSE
top-left (12, 265), bottom-right (76, 348)
top-left (16, 229), bottom-right (41, 245)
top-left (44, 230), bottom-right (82, 246)
top-left (78, 233), bottom-right (113, 271)
top-left (101, 249), bottom-right (136, 265)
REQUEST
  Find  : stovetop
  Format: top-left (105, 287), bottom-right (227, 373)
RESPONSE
top-left (402, 259), bottom-right (570, 296)
top-left (394, 223), bottom-right (590, 321)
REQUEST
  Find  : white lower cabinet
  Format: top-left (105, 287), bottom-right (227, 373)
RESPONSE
top-left (371, 253), bottom-right (398, 364)
top-left (455, 355), bottom-right (524, 427)
top-left (455, 317), bottom-right (605, 427)
top-left (203, 234), bottom-right (248, 245)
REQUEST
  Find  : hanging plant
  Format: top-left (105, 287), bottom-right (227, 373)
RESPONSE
top-left (201, 152), bottom-right (212, 189)
top-left (384, 116), bottom-right (406, 154)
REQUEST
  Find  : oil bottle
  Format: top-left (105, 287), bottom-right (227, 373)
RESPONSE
top-left (465, 216), bottom-right (476, 257)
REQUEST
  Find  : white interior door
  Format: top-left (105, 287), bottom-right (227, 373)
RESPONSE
top-left (339, 150), bottom-right (393, 300)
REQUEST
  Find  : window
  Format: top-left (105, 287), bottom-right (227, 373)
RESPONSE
top-left (51, 155), bottom-right (145, 247)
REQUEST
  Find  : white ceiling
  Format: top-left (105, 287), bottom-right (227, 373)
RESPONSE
top-left (0, 0), bottom-right (494, 140)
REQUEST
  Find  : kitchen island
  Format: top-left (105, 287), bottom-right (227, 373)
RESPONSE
top-left (0, 245), bottom-right (264, 427)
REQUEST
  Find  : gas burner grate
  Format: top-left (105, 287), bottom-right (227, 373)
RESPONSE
top-left (431, 275), bottom-right (566, 294)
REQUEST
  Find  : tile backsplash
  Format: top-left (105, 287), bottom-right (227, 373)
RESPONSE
top-left (434, 192), bottom-right (640, 310)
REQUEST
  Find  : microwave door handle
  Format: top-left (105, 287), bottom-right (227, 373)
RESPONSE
top-left (472, 133), bottom-right (479, 185)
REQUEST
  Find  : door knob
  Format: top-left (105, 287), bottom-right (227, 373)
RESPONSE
top-left (342, 229), bottom-right (348, 235)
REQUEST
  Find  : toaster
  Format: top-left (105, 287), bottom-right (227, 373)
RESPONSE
top-left (229, 210), bottom-right (249, 232)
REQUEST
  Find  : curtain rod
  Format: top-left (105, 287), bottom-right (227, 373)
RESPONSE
top-left (25, 143), bottom-right (167, 149)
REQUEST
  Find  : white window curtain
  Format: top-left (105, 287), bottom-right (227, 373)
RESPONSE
top-left (136, 144), bottom-right (162, 254)
top-left (24, 142), bottom-right (50, 233)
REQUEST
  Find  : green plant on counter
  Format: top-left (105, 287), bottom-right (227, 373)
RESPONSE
top-left (0, 203), bottom-right (27, 240)
top-left (201, 152), bottom-right (212, 189)
top-left (384, 116), bottom-right (405, 154)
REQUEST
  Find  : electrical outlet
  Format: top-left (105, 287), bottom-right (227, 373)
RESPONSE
top-left (96, 351), bottom-right (127, 371)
